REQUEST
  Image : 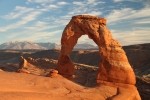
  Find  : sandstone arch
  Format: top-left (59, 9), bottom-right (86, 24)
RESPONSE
top-left (57, 15), bottom-right (136, 85)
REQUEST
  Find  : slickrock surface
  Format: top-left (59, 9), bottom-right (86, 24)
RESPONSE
top-left (57, 15), bottom-right (136, 85)
top-left (0, 71), bottom-right (140, 100)
top-left (0, 43), bottom-right (149, 99)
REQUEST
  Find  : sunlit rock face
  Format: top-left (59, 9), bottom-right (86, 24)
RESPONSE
top-left (57, 15), bottom-right (136, 85)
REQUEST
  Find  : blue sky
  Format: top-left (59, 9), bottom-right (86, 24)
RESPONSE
top-left (0, 0), bottom-right (150, 46)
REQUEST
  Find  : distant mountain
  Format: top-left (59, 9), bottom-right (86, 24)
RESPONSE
top-left (0, 41), bottom-right (46, 50)
top-left (37, 43), bottom-right (60, 50)
top-left (0, 41), bottom-right (97, 50)
top-left (74, 43), bottom-right (97, 49)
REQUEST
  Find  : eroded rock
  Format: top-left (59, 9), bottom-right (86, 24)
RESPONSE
top-left (18, 56), bottom-right (42, 75)
top-left (57, 15), bottom-right (141, 100)
top-left (57, 15), bottom-right (136, 85)
top-left (18, 56), bottom-right (58, 76)
top-left (48, 69), bottom-right (58, 77)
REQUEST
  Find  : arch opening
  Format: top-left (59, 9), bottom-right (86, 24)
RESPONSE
top-left (72, 35), bottom-right (100, 86)
top-left (74, 35), bottom-right (97, 50)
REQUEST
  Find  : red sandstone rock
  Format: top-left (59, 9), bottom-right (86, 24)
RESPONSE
top-left (17, 69), bottom-right (30, 74)
top-left (49, 69), bottom-right (58, 77)
top-left (57, 15), bottom-right (136, 85)
top-left (57, 15), bottom-right (141, 100)
top-left (57, 55), bottom-right (75, 78)
top-left (0, 69), bottom-right (3, 72)
top-left (19, 56), bottom-right (29, 69)
top-left (18, 56), bottom-right (40, 75)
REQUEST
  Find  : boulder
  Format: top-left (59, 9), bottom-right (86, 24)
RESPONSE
top-left (18, 56), bottom-right (41, 75)
top-left (48, 69), bottom-right (58, 77)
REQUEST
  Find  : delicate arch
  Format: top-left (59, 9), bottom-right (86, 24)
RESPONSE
top-left (57, 15), bottom-right (136, 85)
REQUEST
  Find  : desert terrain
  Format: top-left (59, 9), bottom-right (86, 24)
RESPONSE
top-left (0, 43), bottom-right (149, 100)
top-left (0, 0), bottom-right (149, 99)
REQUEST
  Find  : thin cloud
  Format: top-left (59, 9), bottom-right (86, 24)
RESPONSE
top-left (2, 6), bottom-right (34, 20)
top-left (111, 29), bottom-right (150, 46)
top-left (134, 18), bottom-right (150, 24)
top-left (24, 21), bottom-right (59, 32)
top-left (57, 2), bottom-right (69, 6)
top-left (113, 0), bottom-right (126, 2)
top-left (89, 11), bottom-right (102, 16)
top-left (70, 0), bottom-right (103, 16)
top-left (113, 0), bottom-right (150, 7)
top-left (24, 21), bottom-right (49, 31)
top-left (26, 30), bottom-right (62, 43)
top-left (106, 7), bottom-right (150, 24)
top-left (48, 4), bottom-right (59, 9)
top-left (27, 0), bottom-right (54, 3)
top-left (0, 11), bottom-right (41, 32)
top-left (73, 1), bottom-right (84, 6)
top-left (5, 29), bottom-right (62, 43)
top-left (87, 0), bottom-right (98, 4)
top-left (106, 5), bottom-right (150, 46)
top-left (113, 0), bottom-right (150, 3)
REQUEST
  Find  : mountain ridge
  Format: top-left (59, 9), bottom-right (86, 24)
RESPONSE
top-left (0, 41), bottom-right (97, 50)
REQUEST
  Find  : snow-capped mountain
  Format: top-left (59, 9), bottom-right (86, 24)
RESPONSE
top-left (74, 43), bottom-right (97, 49)
top-left (37, 42), bottom-right (60, 50)
top-left (0, 41), bottom-right (97, 50)
top-left (0, 41), bottom-right (46, 50)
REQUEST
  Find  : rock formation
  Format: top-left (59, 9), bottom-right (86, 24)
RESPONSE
top-left (0, 69), bottom-right (3, 72)
top-left (48, 69), bottom-right (58, 77)
top-left (18, 56), bottom-right (58, 76)
top-left (18, 56), bottom-right (42, 75)
top-left (57, 15), bottom-right (141, 100)
top-left (57, 15), bottom-right (136, 85)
